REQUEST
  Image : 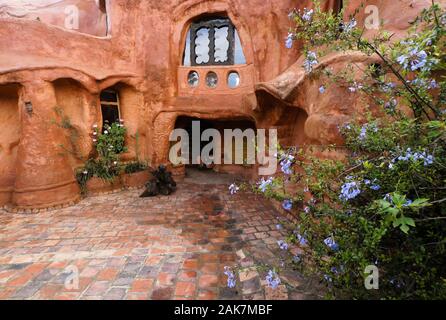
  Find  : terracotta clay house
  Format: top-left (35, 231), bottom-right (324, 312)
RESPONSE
top-left (0, 0), bottom-right (433, 211)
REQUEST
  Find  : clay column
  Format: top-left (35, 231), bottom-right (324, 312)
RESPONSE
top-left (12, 80), bottom-right (80, 210)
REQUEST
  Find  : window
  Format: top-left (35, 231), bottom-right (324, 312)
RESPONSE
top-left (100, 89), bottom-right (120, 128)
top-left (227, 72), bottom-right (240, 88)
top-left (98, 0), bottom-right (110, 36)
top-left (183, 17), bottom-right (246, 66)
top-left (187, 71), bottom-right (200, 87)
top-left (206, 71), bottom-right (218, 88)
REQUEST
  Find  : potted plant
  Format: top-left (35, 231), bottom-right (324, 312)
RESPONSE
top-left (121, 161), bottom-right (151, 189)
top-left (168, 163), bottom-right (186, 181)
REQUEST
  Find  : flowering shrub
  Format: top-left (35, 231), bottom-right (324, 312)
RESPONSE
top-left (76, 121), bottom-right (127, 191)
top-left (230, 1), bottom-right (446, 299)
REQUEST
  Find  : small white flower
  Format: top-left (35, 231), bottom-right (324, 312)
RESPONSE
top-left (104, 130), bottom-right (109, 134)
top-left (229, 183), bottom-right (240, 195)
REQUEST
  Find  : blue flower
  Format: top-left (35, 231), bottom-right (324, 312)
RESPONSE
top-left (358, 126), bottom-right (367, 141)
top-left (403, 199), bottom-right (413, 207)
top-left (265, 270), bottom-right (281, 289)
top-left (396, 148), bottom-right (434, 166)
top-left (364, 178), bottom-right (380, 191)
top-left (303, 51), bottom-right (318, 73)
top-left (348, 82), bottom-right (363, 93)
top-left (381, 82), bottom-right (396, 93)
top-left (319, 85), bottom-right (326, 94)
top-left (398, 49), bottom-right (429, 71)
top-left (303, 206), bottom-right (310, 214)
top-left (370, 184), bottom-right (381, 191)
top-left (276, 224), bottom-right (282, 230)
top-left (224, 266), bottom-right (236, 288)
top-left (277, 240), bottom-right (289, 250)
top-left (411, 78), bottom-right (438, 90)
top-left (294, 232), bottom-right (308, 246)
top-left (285, 33), bottom-right (293, 49)
top-left (279, 154), bottom-right (294, 175)
top-left (428, 79), bottom-right (438, 89)
top-left (343, 19), bottom-right (357, 32)
top-left (339, 181), bottom-right (361, 201)
top-left (324, 236), bottom-right (339, 251)
top-left (424, 154), bottom-right (434, 166)
top-left (258, 177), bottom-right (273, 193)
top-left (282, 199), bottom-right (293, 211)
top-left (229, 183), bottom-right (239, 195)
top-left (385, 99), bottom-right (398, 112)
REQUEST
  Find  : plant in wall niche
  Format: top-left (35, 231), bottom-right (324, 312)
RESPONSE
top-left (228, 2), bottom-right (446, 299)
top-left (76, 120), bottom-right (128, 193)
top-left (96, 120), bottom-right (127, 156)
top-left (53, 106), bottom-right (84, 161)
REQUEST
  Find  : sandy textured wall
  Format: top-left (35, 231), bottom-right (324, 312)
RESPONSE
top-left (0, 0), bottom-right (107, 36)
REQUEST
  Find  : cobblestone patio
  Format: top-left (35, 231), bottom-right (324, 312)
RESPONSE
top-left (0, 181), bottom-right (320, 300)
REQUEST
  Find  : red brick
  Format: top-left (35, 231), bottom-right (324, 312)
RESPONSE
top-left (198, 275), bottom-right (219, 288)
top-left (130, 279), bottom-right (154, 292)
top-left (175, 282), bottom-right (196, 297)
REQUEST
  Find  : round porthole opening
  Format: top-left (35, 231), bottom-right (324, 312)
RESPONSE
top-left (206, 71), bottom-right (218, 88)
top-left (227, 72), bottom-right (240, 88)
top-left (188, 71), bottom-right (199, 87)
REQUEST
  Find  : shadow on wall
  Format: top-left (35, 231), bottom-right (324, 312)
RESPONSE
top-left (53, 78), bottom-right (95, 169)
top-left (275, 107), bottom-right (310, 148)
top-left (0, 84), bottom-right (21, 206)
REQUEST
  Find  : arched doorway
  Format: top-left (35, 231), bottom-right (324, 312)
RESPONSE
top-left (172, 116), bottom-right (257, 180)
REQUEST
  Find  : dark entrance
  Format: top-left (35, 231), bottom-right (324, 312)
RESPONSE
top-left (173, 116), bottom-right (256, 171)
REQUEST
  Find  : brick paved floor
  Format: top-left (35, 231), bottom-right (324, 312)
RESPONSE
top-left (0, 181), bottom-right (320, 300)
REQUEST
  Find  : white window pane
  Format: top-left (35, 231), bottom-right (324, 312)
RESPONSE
top-left (195, 28), bottom-right (210, 64)
top-left (214, 26), bottom-right (229, 63)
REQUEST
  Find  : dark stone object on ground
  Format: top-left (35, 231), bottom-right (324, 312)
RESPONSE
top-left (140, 165), bottom-right (177, 197)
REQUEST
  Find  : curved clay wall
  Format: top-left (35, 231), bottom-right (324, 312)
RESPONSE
top-left (53, 78), bottom-right (96, 169)
top-left (0, 0), bottom-right (108, 36)
top-left (0, 84), bottom-right (21, 206)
